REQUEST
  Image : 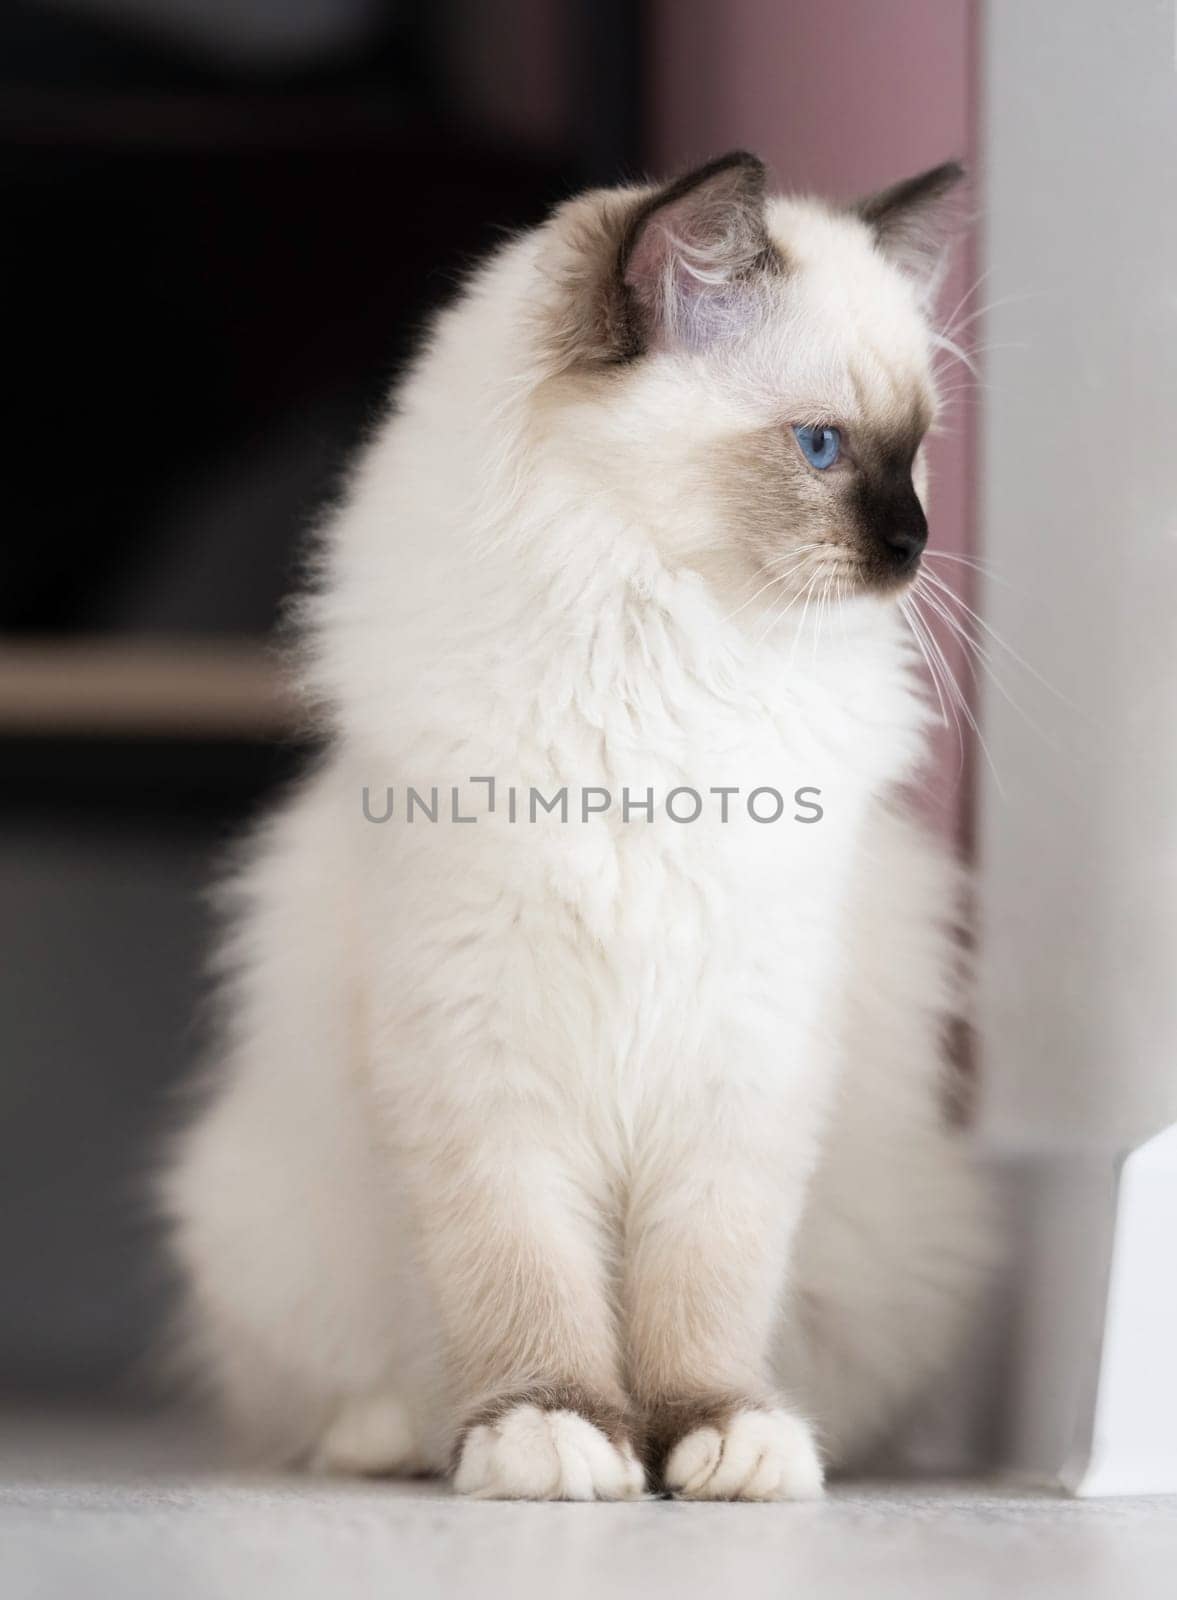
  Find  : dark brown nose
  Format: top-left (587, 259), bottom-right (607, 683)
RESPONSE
top-left (884, 514), bottom-right (927, 571)
top-left (866, 477), bottom-right (927, 572)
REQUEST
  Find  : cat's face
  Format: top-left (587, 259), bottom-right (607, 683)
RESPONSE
top-left (537, 154), bottom-right (962, 618)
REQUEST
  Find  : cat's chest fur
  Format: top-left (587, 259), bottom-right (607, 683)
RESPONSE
top-left (538, 617), bottom-right (920, 983)
top-left (350, 589), bottom-right (925, 1096)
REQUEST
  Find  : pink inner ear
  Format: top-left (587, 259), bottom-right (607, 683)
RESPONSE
top-left (622, 203), bottom-right (698, 350)
top-left (624, 192), bottom-right (700, 296)
top-left (622, 159), bottom-right (770, 352)
top-left (626, 213), bottom-right (757, 352)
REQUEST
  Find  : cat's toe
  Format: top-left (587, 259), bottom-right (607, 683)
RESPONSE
top-left (454, 1403), bottom-right (644, 1501)
top-left (663, 1406), bottom-right (823, 1502)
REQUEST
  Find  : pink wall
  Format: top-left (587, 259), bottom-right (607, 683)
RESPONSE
top-left (647, 0), bottom-right (980, 843)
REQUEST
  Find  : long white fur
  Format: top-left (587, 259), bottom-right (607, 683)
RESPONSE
top-left (161, 177), bottom-right (995, 1499)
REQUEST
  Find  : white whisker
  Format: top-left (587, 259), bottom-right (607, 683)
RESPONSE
top-left (899, 595), bottom-right (951, 738)
top-left (922, 550), bottom-right (1007, 586)
top-left (929, 330), bottom-right (980, 378)
top-left (767, 569), bottom-right (821, 654)
top-left (918, 567), bottom-right (1074, 708)
top-left (908, 588), bottom-right (1004, 796)
top-left (717, 547), bottom-right (825, 625)
top-left (913, 576), bottom-right (1065, 759)
top-left (938, 267), bottom-right (994, 346)
top-left (750, 567), bottom-right (817, 646)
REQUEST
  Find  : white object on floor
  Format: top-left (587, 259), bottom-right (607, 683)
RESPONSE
top-left (993, 1127), bottom-right (1177, 1496)
top-left (3, 1410), bottom-right (1177, 1600)
top-left (1065, 1124), bottom-right (1177, 1496)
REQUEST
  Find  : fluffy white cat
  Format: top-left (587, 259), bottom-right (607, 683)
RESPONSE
top-left (163, 153), bottom-right (995, 1500)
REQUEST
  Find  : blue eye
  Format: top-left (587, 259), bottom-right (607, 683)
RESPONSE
top-left (793, 423), bottom-right (842, 470)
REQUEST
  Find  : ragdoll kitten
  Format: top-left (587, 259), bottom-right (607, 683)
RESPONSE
top-left (163, 153), bottom-right (994, 1500)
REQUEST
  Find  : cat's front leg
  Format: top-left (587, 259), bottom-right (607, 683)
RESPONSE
top-left (623, 1087), bottom-right (826, 1501)
top-left (391, 1108), bottom-right (643, 1501)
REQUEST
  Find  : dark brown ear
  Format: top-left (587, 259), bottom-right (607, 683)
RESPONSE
top-left (855, 160), bottom-right (966, 291)
top-left (618, 151), bottom-right (778, 355)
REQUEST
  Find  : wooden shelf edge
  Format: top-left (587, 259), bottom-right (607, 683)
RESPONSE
top-left (0, 640), bottom-right (303, 739)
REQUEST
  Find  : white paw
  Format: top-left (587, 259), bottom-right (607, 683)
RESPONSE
top-left (664, 1407), bottom-right (824, 1501)
top-left (310, 1391), bottom-right (421, 1476)
top-left (454, 1405), bottom-right (645, 1501)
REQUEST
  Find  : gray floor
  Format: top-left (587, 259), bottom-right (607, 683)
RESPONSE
top-left (4, 1410), bottom-right (1176, 1600)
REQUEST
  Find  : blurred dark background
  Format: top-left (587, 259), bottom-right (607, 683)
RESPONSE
top-left (4, 0), bottom-right (641, 643)
top-left (1, 0), bottom-right (645, 1399)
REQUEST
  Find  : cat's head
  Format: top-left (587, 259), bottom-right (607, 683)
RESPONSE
top-left (535, 152), bottom-right (964, 613)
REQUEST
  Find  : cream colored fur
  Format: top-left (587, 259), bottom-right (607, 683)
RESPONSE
top-left (162, 160), bottom-right (995, 1501)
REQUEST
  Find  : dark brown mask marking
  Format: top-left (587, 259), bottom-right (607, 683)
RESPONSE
top-left (855, 455), bottom-right (928, 577)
